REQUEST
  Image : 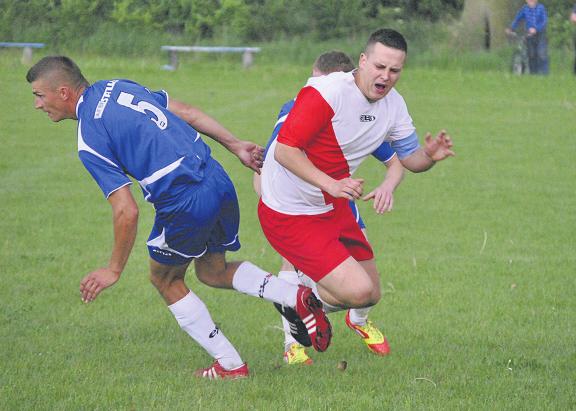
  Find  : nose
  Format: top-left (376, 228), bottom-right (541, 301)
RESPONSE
top-left (34, 96), bottom-right (43, 109)
top-left (381, 69), bottom-right (390, 81)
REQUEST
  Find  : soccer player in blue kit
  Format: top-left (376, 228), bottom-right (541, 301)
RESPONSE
top-left (26, 56), bottom-right (332, 380)
top-left (254, 51), bottom-right (404, 365)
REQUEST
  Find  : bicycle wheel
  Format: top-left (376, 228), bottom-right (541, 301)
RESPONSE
top-left (512, 52), bottom-right (523, 75)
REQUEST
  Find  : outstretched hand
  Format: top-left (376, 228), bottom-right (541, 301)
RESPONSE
top-left (79, 267), bottom-right (120, 303)
top-left (362, 183), bottom-right (394, 214)
top-left (424, 130), bottom-right (455, 162)
top-left (233, 141), bottom-right (264, 174)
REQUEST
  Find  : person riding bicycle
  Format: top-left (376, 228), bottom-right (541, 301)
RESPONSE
top-left (571, 4), bottom-right (576, 75)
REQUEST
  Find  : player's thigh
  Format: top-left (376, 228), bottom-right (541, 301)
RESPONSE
top-left (280, 257), bottom-right (296, 272)
top-left (149, 258), bottom-right (189, 283)
top-left (149, 258), bottom-right (191, 304)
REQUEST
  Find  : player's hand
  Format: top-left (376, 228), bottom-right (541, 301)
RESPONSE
top-left (233, 141), bottom-right (264, 174)
top-left (423, 130), bottom-right (455, 162)
top-left (327, 177), bottom-right (364, 200)
top-left (362, 183), bottom-right (394, 214)
top-left (80, 267), bottom-right (120, 303)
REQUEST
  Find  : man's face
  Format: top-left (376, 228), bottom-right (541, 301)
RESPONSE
top-left (526, 0), bottom-right (537, 8)
top-left (31, 78), bottom-right (72, 122)
top-left (355, 42), bottom-right (406, 102)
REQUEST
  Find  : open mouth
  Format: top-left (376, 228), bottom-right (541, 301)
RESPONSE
top-left (375, 83), bottom-right (387, 93)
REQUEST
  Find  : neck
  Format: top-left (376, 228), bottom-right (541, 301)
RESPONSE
top-left (69, 85), bottom-right (87, 120)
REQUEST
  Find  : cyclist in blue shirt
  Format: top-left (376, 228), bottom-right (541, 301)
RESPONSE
top-left (506, 0), bottom-right (549, 75)
top-left (254, 51), bottom-right (404, 365)
top-left (26, 56), bottom-right (332, 380)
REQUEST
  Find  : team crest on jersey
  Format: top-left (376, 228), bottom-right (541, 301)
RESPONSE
top-left (360, 114), bottom-right (376, 122)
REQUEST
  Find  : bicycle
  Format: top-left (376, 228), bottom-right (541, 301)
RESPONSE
top-left (506, 31), bottom-right (530, 75)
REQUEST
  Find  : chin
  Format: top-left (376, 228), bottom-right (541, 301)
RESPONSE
top-left (48, 113), bottom-right (64, 122)
top-left (369, 93), bottom-right (387, 102)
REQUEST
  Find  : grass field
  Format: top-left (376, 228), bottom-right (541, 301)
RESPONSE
top-left (1, 51), bottom-right (575, 410)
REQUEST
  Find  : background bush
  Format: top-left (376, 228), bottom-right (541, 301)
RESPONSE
top-left (0, 0), bottom-right (465, 47)
top-left (0, 0), bottom-right (574, 65)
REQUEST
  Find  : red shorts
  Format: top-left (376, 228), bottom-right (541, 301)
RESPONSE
top-left (258, 198), bottom-right (374, 282)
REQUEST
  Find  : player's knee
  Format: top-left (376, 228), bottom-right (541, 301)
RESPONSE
top-left (345, 285), bottom-right (380, 308)
top-left (149, 272), bottom-right (169, 293)
top-left (149, 268), bottom-right (184, 293)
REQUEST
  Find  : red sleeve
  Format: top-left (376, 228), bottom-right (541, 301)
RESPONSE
top-left (277, 86), bottom-right (334, 149)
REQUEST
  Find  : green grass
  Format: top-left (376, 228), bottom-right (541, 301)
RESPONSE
top-left (1, 54), bottom-right (575, 410)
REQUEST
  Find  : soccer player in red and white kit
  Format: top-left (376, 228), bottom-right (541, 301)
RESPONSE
top-left (255, 50), bottom-right (405, 365)
top-left (258, 28), bottom-right (454, 351)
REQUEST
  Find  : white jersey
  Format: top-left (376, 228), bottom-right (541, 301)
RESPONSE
top-left (261, 71), bottom-right (415, 215)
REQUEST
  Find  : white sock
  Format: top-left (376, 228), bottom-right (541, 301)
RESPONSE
top-left (320, 298), bottom-right (342, 315)
top-left (278, 271), bottom-right (300, 349)
top-left (348, 307), bottom-right (371, 326)
top-left (232, 262), bottom-right (298, 307)
top-left (297, 272), bottom-right (315, 288)
top-left (168, 291), bottom-right (243, 370)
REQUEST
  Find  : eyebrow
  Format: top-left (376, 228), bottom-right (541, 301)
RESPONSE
top-left (375, 63), bottom-right (402, 70)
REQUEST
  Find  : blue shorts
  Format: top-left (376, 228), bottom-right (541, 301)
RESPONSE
top-left (348, 201), bottom-right (366, 230)
top-left (147, 159), bottom-right (241, 265)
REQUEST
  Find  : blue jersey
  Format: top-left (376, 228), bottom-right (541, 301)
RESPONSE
top-left (264, 99), bottom-right (396, 163)
top-left (510, 4), bottom-right (547, 33)
top-left (76, 79), bottom-right (212, 206)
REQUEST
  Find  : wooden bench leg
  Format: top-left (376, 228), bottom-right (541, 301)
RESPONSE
top-left (162, 50), bottom-right (179, 71)
top-left (22, 46), bottom-right (33, 65)
top-left (242, 51), bottom-right (254, 68)
top-left (170, 50), bottom-right (179, 70)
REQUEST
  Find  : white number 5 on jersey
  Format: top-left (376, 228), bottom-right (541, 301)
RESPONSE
top-left (117, 92), bottom-right (168, 130)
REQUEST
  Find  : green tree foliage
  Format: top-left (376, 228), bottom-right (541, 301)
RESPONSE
top-left (404, 0), bottom-right (464, 20)
top-left (2, 0), bottom-right (572, 52)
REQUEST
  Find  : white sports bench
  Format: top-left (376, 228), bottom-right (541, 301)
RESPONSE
top-left (161, 46), bottom-right (261, 71)
top-left (0, 42), bottom-right (45, 64)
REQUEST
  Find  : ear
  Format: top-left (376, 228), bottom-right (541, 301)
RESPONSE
top-left (358, 53), bottom-right (367, 68)
top-left (58, 85), bottom-right (72, 101)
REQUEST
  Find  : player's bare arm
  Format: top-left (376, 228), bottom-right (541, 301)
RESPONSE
top-left (252, 173), bottom-right (262, 197)
top-left (400, 130), bottom-right (454, 173)
top-left (79, 186), bottom-right (138, 303)
top-left (362, 155), bottom-right (404, 214)
top-left (168, 99), bottom-right (263, 173)
top-left (275, 142), bottom-right (364, 200)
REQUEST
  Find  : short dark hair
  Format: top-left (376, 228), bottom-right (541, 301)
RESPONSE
top-left (313, 50), bottom-right (355, 74)
top-left (365, 28), bottom-right (408, 54)
top-left (26, 56), bottom-right (89, 89)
